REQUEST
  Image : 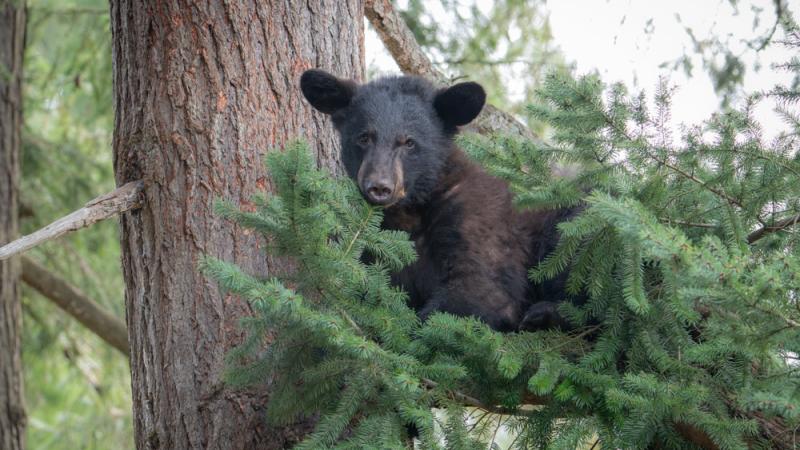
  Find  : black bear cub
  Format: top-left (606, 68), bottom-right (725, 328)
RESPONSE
top-left (300, 69), bottom-right (576, 332)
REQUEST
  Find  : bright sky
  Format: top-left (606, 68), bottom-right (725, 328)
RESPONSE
top-left (365, 0), bottom-right (800, 142)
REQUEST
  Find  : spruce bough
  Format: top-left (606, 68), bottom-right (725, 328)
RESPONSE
top-left (204, 56), bottom-right (800, 448)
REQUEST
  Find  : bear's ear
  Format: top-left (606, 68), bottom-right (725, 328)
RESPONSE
top-left (300, 69), bottom-right (357, 114)
top-left (433, 81), bottom-right (486, 127)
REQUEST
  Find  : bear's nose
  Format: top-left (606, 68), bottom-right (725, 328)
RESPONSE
top-left (364, 180), bottom-right (393, 205)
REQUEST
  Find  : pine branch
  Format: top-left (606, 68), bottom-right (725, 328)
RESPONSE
top-left (420, 378), bottom-right (544, 417)
top-left (0, 180), bottom-right (144, 260)
top-left (644, 149), bottom-right (744, 209)
top-left (21, 255), bottom-right (129, 356)
top-left (661, 219), bottom-right (718, 229)
top-left (422, 377), bottom-right (722, 449)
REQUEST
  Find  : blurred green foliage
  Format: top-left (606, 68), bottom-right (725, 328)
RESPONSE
top-left (21, 0), bottom-right (133, 448)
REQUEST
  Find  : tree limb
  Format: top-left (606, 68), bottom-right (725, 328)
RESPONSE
top-left (21, 256), bottom-right (129, 356)
top-left (0, 180), bottom-right (144, 260)
top-left (363, 0), bottom-right (536, 141)
top-left (747, 213), bottom-right (800, 244)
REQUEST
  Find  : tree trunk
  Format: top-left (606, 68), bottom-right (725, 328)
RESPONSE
top-left (0, 1), bottom-right (26, 449)
top-left (0, 0), bottom-right (25, 450)
top-left (110, 1), bottom-right (364, 448)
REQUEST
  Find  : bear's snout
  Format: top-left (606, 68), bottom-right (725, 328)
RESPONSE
top-left (357, 152), bottom-right (406, 207)
top-left (363, 178), bottom-right (394, 205)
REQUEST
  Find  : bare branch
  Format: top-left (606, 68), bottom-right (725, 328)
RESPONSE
top-left (363, 0), bottom-right (536, 141)
top-left (0, 180), bottom-right (144, 260)
top-left (21, 256), bottom-right (129, 356)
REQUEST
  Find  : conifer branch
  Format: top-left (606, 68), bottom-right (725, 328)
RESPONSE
top-left (557, 78), bottom-right (747, 211)
top-left (645, 150), bottom-right (744, 209)
top-left (419, 378), bottom-right (544, 417)
top-left (423, 376), bottom-right (720, 449)
top-left (21, 256), bottom-right (129, 356)
top-left (660, 192), bottom-right (800, 244)
top-left (0, 180), bottom-right (144, 260)
top-left (212, 127), bottom-right (800, 447)
top-left (750, 303), bottom-right (800, 329)
top-left (344, 208), bottom-right (375, 257)
top-left (661, 219), bottom-right (718, 229)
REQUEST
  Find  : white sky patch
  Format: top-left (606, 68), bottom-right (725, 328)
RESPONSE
top-left (365, 0), bottom-right (800, 141)
top-left (365, 18), bottom-right (400, 77)
top-left (547, 0), bottom-right (799, 141)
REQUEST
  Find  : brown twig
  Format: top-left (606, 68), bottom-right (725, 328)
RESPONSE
top-left (18, 201), bottom-right (34, 219)
top-left (644, 150), bottom-right (744, 209)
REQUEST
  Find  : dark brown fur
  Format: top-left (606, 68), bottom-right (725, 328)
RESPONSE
top-left (384, 149), bottom-right (574, 331)
top-left (301, 70), bottom-right (578, 331)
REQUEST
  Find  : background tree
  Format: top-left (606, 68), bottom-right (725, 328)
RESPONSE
top-left (110, 1), bottom-right (364, 448)
top-left (20, 1), bottom-right (132, 447)
top-left (1, 1), bottom-right (27, 449)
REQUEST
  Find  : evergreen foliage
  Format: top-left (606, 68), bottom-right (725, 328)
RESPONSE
top-left (205, 33), bottom-right (800, 449)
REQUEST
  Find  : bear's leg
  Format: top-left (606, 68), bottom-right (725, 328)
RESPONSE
top-left (417, 284), bottom-right (520, 332)
top-left (518, 301), bottom-right (571, 331)
top-left (416, 287), bottom-right (448, 322)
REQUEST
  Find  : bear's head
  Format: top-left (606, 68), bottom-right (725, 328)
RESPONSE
top-left (300, 69), bottom-right (485, 207)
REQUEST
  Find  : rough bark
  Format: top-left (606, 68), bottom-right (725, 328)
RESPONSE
top-left (21, 256), bottom-right (129, 356)
top-left (110, 1), bottom-right (364, 449)
top-left (0, 1), bottom-right (26, 449)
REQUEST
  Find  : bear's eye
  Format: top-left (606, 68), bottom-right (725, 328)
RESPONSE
top-left (404, 138), bottom-right (416, 150)
top-left (357, 133), bottom-right (371, 146)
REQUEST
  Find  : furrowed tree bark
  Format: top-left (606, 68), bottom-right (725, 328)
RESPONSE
top-left (0, 2), bottom-right (26, 449)
top-left (110, 1), bottom-right (364, 449)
